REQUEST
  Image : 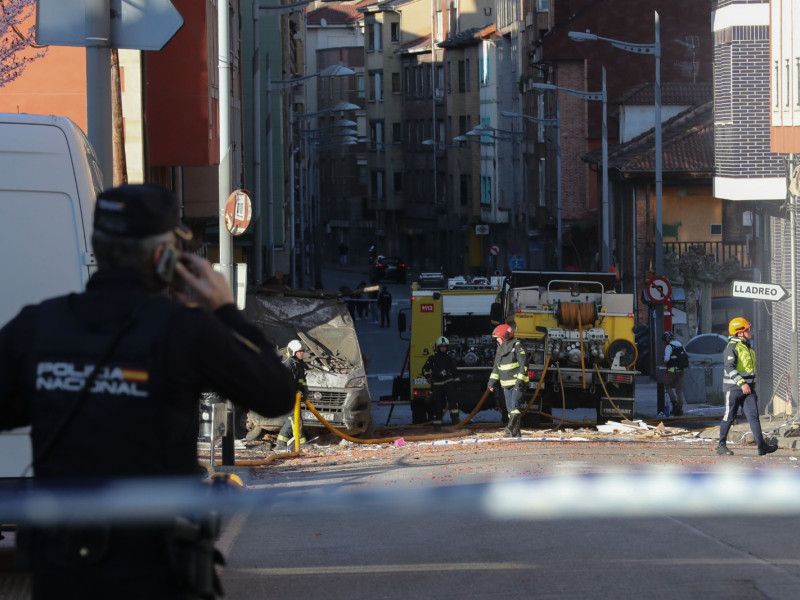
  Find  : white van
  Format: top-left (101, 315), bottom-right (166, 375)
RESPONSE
top-left (0, 113), bottom-right (103, 478)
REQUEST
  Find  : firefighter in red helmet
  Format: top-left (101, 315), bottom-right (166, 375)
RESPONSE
top-left (488, 324), bottom-right (529, 437)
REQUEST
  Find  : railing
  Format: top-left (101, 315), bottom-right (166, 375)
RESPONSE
top-left (662, 241), bottom-right (751, 270)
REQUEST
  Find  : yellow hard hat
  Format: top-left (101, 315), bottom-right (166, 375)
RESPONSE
top-left (728, 317), bottom-right (751, 336)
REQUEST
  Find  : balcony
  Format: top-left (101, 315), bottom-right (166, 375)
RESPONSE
top-left (662, 241), bottom-right (752, 270)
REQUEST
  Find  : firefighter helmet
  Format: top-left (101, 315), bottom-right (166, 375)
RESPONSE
top-left (287, 339), bottom-right (305, 355)
top-left (492, 324), bottom-right (514, 341)
top-left (435, 336), bottom-right (449, 347)
top-left (662, 331), bottom-right (674, 342)
top-left (729, 317), bottom-right (751, 336)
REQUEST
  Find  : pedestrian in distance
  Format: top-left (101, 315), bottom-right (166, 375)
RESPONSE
top-left (487, 324), bottom-right (529, 437)
top-left (378, 285), bottom-right (392, 328)
top-left (662, 331), bottom-right (687, 416)
top-left (354, 281), bottom-right (367, 320)
top-left (422, 336), bottom-right (461, 428)
top-left (338, 242), bottom-right (349, 266)
top-left (716, 317), bottom-right (778, 456)
top-left (0, 183), bottom-right (294, 599)
top-left (275, 339), bottom-right (309, 451)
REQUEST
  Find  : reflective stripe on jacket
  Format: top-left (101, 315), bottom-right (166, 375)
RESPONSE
top-left (422, 351), bottom-right (459, 386)
top-left (722, 336), bottom-right (756, 392)
top-left (488, 340), bottom-right (529, 389)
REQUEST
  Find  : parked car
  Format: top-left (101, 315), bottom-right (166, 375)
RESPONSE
top-left (685, 333), bottom-right (729, 364)
top-left (370, 256), bottom-right (407, 283)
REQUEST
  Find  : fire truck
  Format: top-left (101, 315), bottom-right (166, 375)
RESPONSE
top-left (490, 271), bottom-right (638, 424)
top-left (397, 273), bottom-right (505, 423)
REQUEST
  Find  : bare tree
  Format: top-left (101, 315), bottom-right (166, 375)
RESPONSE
top-left (1, 0), bottom-right (48, 87)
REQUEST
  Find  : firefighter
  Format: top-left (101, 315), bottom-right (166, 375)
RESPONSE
top-left (422, 336), bottom-right (461, 427)
top-left (717, 317), bottom-right (777, 456)
top-left (275, 339), bottom-right (309, 451)
top-left (488, 324), bottom-right (529, 437)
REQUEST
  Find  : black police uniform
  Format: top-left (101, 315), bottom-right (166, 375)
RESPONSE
top-left (422, 350), bottom-right (460, 426)
top-left (0, 269), bottom-right (294, 599)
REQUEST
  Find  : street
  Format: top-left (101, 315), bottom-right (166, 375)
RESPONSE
top-left (213, 266), bottom-right (800, 599)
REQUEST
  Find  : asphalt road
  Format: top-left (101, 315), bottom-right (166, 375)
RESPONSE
top-left (219, 437), bottom-right (800, 599)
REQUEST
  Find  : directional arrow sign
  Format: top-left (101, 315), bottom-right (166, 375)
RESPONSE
top-left (731, 280), bottom-right (789, 302)
top-left (37, 0), bottom-right (183, 51)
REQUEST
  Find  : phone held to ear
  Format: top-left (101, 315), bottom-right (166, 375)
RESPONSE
top-left (156, 244), bottom-right (181, 284)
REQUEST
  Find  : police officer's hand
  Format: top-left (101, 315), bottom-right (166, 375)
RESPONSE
top-left (741, 383), bottom-right (752, 396)
top-left (173, 253), bottom-right (235, 311)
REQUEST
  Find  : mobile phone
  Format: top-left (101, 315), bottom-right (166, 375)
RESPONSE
top-left (155, 244), bottom-right (181, 284)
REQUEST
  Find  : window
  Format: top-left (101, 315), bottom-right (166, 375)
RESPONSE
top-left (710, 224), bottom-right (722, 236)
top-left (369, 71), bottom-right (383, 102)
top-left (391, 22), bottom-right (400, 43)
top-left (367, 22), bottom-right (383, 52)
top-left (538, 158), bottom-right (546, 207)
top-left (392, 122), bottom-right (401, 142)
top-left (537, 0), bottom-right (549, 11)
top-left (372, 170), bottom-right (385, 200)
top-left (481, 175), bottom-right (492, 206)
top-left (480, 43), bottom-right (491, 87)
top-left (459, 115), bottom-right (468, 136)
top-left (392, 72), bottom-right (401, 94)
top-left (404, 68), bottom-right (412, 98)
top-left (357, 74), bottom-right (365, 99)
top-left (447, 61), bottom-right (452, 93)
top-left (393, 171), bottom-right (403, 193)
top-left (370, 120), bottom-right (384, 146)
top-left (465, 58), bottom-right (470, 92)
top-left (458, 60), bottom-right (466, 93)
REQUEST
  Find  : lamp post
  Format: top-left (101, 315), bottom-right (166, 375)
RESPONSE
top-left (569, 11), bottom-right (663, 406)
top-left (530, 67), bottom-right (608, 271)
top-left (501, 110), bottom-right (562, 269)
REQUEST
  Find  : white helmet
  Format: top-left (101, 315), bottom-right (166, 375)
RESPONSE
top-left (287, 340), bottom-right (304, 355)
top-left (435, 336), bottom-right (449, 347)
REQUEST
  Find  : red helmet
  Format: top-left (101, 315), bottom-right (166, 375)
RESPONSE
top-left (492, 324), bottom-right (514, 341)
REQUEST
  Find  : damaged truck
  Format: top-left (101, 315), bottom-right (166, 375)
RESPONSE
top-left (235, 288), bottom-right (374, 439)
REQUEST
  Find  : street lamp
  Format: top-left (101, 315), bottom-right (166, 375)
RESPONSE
top-left (569, 11), bottom-right (663, 407)
top-left (501, 110), bottom-right (562, 270)
top-left (530, 67), bottom-right (608, 271)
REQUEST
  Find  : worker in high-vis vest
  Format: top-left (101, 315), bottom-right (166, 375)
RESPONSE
top-left (717, 317), bottom-right (777, 457)
top-left (488, 324), bottom-right (529, 438)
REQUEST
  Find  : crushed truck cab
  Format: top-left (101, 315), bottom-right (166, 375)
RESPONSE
top-left (493, 271), bottom-right (638, 424)
top-left (241, 289), bottom-right (373, 436)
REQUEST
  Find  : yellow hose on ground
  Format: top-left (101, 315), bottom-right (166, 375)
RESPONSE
top-left (450, 388), bottom-right (491, 430)
top-left (593, 363), bottom-right (633, 423)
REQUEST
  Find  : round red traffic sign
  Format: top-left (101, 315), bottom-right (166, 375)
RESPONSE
top-left (489, 244), bottom-right (500, 257)
top-left (645, 276), bottom-right (672, 304)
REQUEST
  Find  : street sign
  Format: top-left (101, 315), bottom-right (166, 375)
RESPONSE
top-left (489, 244), bottom-right (500, 257)
top-left (731, 280), bottom-right (789, 302)
top-left (645, 276), bottom-right (672, 304)
top-left (508, 254), bottom-right (526, 270)
top-left (37, 0), bottom-right (184, 51)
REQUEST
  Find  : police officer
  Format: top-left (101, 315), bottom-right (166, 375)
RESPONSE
top-left (0, 183), bottom-right (294, 598)
top-left (275, 339), bottom-right (309, 451)
top-left (717, 317), bottom-right (777, 456)
top-left (422, 336), bottom-right (461, 428)
top-left (488, 324), bottom-right (529, 437)
top-left (662, 331), bottom-right (686, 416)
